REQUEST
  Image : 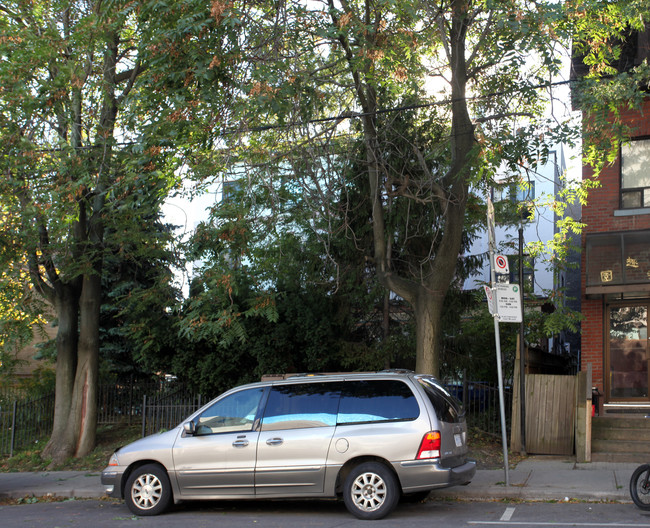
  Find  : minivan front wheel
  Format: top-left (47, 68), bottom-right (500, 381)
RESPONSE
top-left (343, 462), bottom-right (400, 520)
top-left (125, 463), bottom-right (172, 516)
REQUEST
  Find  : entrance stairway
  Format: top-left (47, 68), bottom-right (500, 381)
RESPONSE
top-left (591, 416), bottom-right (650, 462)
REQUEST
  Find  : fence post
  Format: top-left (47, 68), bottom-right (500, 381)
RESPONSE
top-left (128, 376), bottom-right (134, 426)
top-left (10, 400), bottom-right (17, 458)
top-left (141, 394), bottom-right (147, 438)
top-left (575, 364), bottom-right (592, 463)
top-left (462, 370), bottom-right (468, 407)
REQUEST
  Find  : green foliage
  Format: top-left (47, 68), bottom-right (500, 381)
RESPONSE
top-left (1, 0), bottom-right (647, 401)
top-left (14, 367), bottom-right (56, 399)
top-left (568, 0), bottom-right (650, 175)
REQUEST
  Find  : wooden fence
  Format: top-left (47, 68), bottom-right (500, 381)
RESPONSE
top-left (511, 371), bottom-right (577, 455)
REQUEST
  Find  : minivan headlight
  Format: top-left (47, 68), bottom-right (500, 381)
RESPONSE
top-left (108, 453), bottom-right (119, 466)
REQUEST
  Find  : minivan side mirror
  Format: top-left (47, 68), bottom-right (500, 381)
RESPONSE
top-left (183, 421), bottom-right (196, 436)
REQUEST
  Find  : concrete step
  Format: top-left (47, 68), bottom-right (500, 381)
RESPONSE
top-left (592, 417), bottom-right (650, 459)
top-left (592, 438), bottom-right (650, 454)
top-left (593, 417), bottom-right (650, 430)
top-left (592, 427), bottom-right (650, 441)
top-left (591, 452), bottom-right (646, 463)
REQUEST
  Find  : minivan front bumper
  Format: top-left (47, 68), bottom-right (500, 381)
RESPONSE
top-left (101, 467), bottom-right (125, 498)
top-left (397, 458), bottom-right (477, 492)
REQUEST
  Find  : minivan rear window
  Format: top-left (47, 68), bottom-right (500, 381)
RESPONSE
top-left (337, 380), bottom-right (419, 424)
top-left (417, 377), bottom-right (463, 423)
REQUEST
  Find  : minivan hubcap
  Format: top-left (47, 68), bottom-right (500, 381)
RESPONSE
top-left (132, 474), bottom-right (162, 510)
top-left (351, 472), bottom-right (386, 511)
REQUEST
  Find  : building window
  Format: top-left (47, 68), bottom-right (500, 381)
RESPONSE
top-left (222, 180), bottom-right (243, 202)
top-left (493, 181), bottom-right (535, 203)
top-left (513, 181), bottom-right (535, 203)
top-left (585, 230), bottom-right (650, 292)
top-left (621, 138), bottom-right (650, 209)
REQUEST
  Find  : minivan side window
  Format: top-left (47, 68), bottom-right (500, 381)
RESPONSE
top-left (195, 387), bottom-right (264, 435)
top-left (261, 382), bottom-right (341, 431)
top-left (337, 380), bottom-right (420, 424)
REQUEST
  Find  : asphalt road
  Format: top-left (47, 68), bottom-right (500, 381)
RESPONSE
top-left (2, 499), bottom-right (650, 528)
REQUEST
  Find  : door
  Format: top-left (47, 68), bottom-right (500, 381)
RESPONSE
top-left (172, 387), bottom-right (264, 497)
top-left (608, 304), bottom-right (649, 401)
top-left (254, 382), bottom-right (340, 496)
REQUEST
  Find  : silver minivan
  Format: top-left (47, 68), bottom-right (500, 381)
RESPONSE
top-left (101, 371), bottom-right (476, 520)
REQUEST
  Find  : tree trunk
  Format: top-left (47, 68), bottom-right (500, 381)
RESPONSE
top-left (336, 0), bottom-right (476, 377)
top-left (414, 293), bottom-right (442, 376)
top-left (42, 270), bottom-right (102, 464)
top-left (42, 287), bottom-right (79, 462)
top-left (71, 272), bottom-right (101, 457)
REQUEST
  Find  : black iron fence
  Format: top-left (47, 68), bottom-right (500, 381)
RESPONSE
top-left (445, 380), bottom-right (512, 437)
top-left (0, 382), bottom-right (203, 457)
top-left (1, 378), bottom-right (509, 457)
top-left (141, 387), bottom-right (203, 437)
top-left (0, 393), bottom-right (55, 457)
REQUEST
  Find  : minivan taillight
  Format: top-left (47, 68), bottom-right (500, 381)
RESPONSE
top-left (416, 431), bottom-right (441, 459)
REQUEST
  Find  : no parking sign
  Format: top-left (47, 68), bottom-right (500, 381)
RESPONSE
top-left (494, 254), bottom-right (509, 275)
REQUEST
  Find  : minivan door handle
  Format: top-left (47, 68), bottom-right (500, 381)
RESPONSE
top-left (266, 437), bottom-right (283, 446)
top-left (232, 438), bottom-right (249, 448)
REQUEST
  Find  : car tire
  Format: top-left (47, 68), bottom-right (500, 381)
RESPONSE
top-left (124, 463), bottom-right (172, 516)
top-left (343, 462), bottom-right (400, 520)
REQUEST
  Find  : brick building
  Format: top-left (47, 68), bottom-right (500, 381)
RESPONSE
top-left (576, 26), bottom-right (650, 413)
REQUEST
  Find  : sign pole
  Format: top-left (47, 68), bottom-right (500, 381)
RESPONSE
top-left (487, 198), bottom-right (510, 486)
top-left (519, 225), bottom-right (526, 455)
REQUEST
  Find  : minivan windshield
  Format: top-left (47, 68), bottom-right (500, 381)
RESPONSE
top-left (416, 377), bottom-right (464, 423)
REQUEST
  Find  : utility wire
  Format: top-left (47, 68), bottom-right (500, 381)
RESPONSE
top-left (20, 78), bottom-right (576, 153)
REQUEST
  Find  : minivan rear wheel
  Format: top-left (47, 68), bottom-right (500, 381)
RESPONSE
top-left (343, 462), bottom-right (400, 520)
top-left (124, 463), bottom-right (172, 516)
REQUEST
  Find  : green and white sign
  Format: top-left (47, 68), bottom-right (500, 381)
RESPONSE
top-left (495, 283), bottom-right (523, 323)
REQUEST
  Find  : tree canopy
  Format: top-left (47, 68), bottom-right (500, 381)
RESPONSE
top-left (2, 0), bottom-right (649, 460)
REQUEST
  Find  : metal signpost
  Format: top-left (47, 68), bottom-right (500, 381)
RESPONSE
top-left (484, 198), bottom-right (523, 487)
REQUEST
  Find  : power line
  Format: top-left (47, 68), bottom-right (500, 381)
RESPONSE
top-left (14, 78), bottom-right (576, 154)
top-left (241, 78), bottom-right (575, 134)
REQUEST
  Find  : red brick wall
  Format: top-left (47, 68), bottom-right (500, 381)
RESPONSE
top-left (580, 98), bottom-right (650, 393)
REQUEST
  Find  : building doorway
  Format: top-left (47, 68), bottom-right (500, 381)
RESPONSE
top-left (607, 304), bottom-right (649, 402)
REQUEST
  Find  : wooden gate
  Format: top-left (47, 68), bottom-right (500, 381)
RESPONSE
top-left (512, 373), bottom-right (576, 455)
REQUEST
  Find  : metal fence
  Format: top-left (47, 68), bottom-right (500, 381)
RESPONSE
top-left (97, 381), bottom-right (169, 426)
top-left (445, 380), bottom-right (512, 437)
top-left (0, 393), bottom-right (55, 457)
top-left (0, 382), bottom-right (201, 457)
top-left (1, 378), bottom-right (509, 457)
top-left (141, 387), bottom-right (203, 437)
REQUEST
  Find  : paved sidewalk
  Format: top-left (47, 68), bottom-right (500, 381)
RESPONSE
top-left (0, 457), bottom-right (639, 503)
top-left (429, 457), bottom-right (637, 503)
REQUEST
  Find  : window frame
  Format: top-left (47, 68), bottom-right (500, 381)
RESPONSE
top-left (620, 136), bottom-right (650, 210)
top-left (260, 382), bottom-right (341, 431)
top-left (336, 379), bottom-right (421, 426)
top-left (194, 387), bottom-right (266, 436)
